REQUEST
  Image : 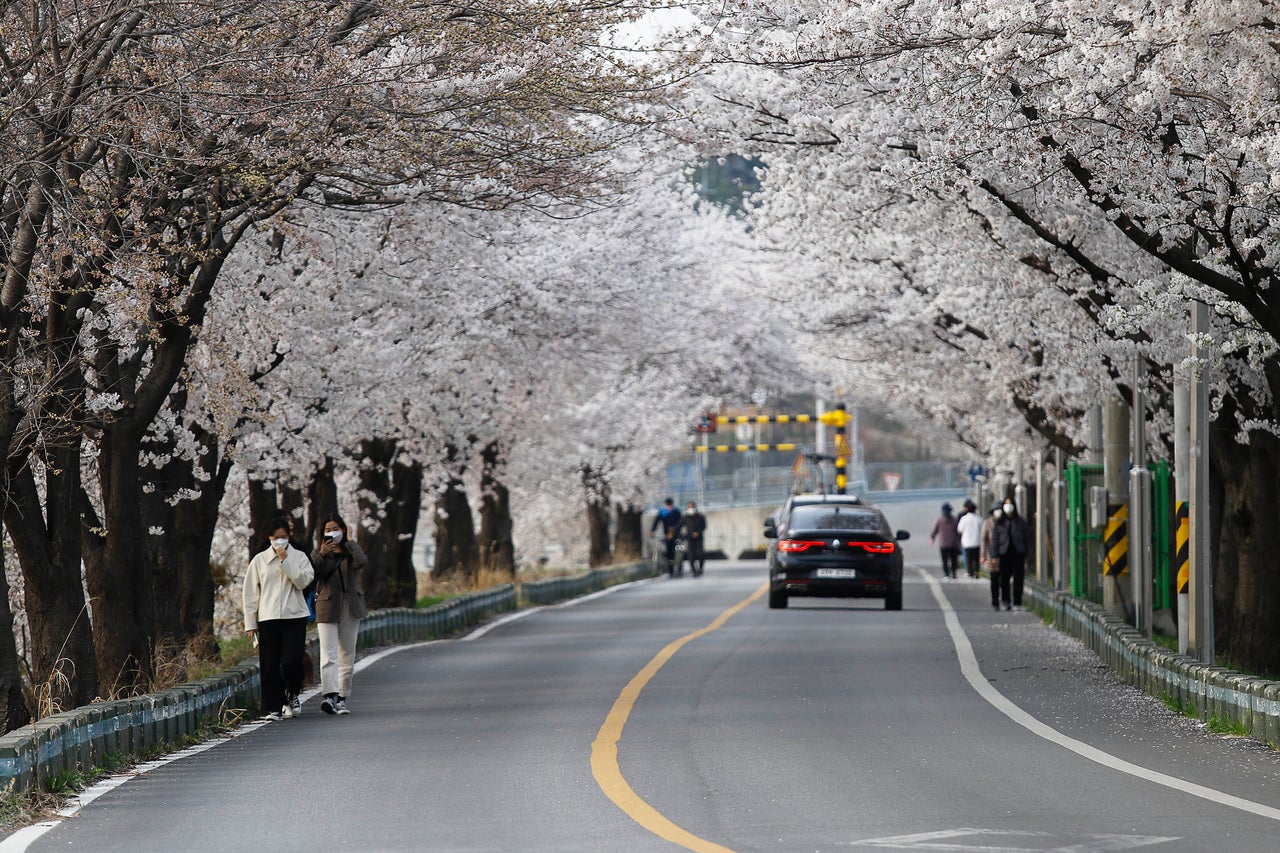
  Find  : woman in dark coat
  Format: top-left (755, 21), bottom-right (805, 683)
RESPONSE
top-left (311, 513), bottom-right (369, 715)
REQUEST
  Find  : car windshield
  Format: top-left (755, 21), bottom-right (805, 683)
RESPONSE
top-left (788, 506), bottom-right (886, 533)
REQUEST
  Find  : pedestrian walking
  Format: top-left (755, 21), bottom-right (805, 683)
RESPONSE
top-left (994, 499), bottom-right (1031, 610)
top-left (956, 499), bottom-right (983, 579)
top-left (311, 513), bottom-right (369, 716)
top-left (930, 502), bottom-right (962, 579)
top-left (265, 509), bottom-right (316, 685)
top-left (680, 501), bottom-right (707, 577)
top-left (650, 498), bottom-right (684, 576)
top-left (981, 507), bottom-right (1002, 610)
top-left (244, 518), bottom-right (315, 720)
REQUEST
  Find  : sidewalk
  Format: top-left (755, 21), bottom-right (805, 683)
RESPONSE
top-left (931, 570), bottom-right (1280, 806)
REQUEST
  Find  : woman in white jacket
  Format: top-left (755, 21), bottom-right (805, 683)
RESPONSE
top-left (244, 519), bottom-right (315, 721)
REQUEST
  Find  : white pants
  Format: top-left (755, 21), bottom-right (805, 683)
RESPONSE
top-left (317, 602), bottom-right (360, 697)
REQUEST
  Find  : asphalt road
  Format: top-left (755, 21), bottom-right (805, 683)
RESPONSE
top-left (11, 499), bottom-right (1280, 852)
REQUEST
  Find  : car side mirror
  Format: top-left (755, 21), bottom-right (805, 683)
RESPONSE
top-left (895, 530), bottom-right (911, 541)
top-left (763, 522), bottom-right (778, 539)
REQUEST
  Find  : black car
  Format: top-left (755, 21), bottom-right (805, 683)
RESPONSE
top-left (763, 501), bottom-right (909, 610)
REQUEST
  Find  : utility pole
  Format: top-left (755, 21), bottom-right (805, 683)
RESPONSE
top-left (1129, 353), bottom-right (1152, 635)
top-left (1173, 377), bottom-right (1191, 654)
top-left (1189, 302), bottom-right (1214, 664)
top-left (1052, 447), bottom-right (1068, 590)
top-left (1103, 398), bottom-right (1131, 617)
top-left (1035, 450), bottom-right (1048, 583)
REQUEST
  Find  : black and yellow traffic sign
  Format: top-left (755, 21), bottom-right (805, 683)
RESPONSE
top-left (1103, 503), bottom-right (1129, 576)
top-left (1175, 500), bottom-right (1189, 594)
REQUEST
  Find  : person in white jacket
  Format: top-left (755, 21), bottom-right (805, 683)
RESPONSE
top-left (244, 519), bottom-right (315, 721)
top-left (956, 499), bottom-right (984, 579)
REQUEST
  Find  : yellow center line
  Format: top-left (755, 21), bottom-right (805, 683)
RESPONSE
top-left (591, 582), bottom-right (767, 853)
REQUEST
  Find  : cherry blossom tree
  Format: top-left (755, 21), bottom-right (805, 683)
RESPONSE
top-left (687, 0), bottom-right (1280, 668)
top-left (0, 0), bottom-right (666, 706)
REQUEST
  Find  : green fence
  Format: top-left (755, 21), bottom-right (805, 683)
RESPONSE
top-left (1065, 461), bottom-right (1171, 611)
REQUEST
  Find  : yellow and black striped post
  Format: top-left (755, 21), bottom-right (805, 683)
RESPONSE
top-left (1103, 502), bottom-right (1129, 577)
top-left (692, 443), bottom-right (799, 453)
top-left (1175, 500), bottom-right (1189, 595)
top-left (716, 414), bottom-right (815, 425)
top-left (835, 404), bottom-right (848, 494)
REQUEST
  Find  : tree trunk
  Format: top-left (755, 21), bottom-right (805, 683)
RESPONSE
top-left (357, 439), bottom-right (394, 608)
top-left (279, 483), bottom-right (306, 544)
top-left (0, 544), bottom-right (30, 733)
top-left (387, 458), bottom-right (423, 606)
top-left (355, 440), bottom-right (423, 607)
top-left (5, 462), bottom-right (98, 710)
top-left (582, 464), bottom-right (611, 568)
top-left (247, 477), bottom-right (281, 558)
top-left (432, 447), bottom-right (478, 582)
top-left (1208, 414), bottom-right (1280, 674)
top-left (478, 441), bottom-right (515, 577)
top-left (83, 424), bottom-right (156, 693)
top-left (613, 502), bottom-right (643, 562)
top-left (306, 460), bottom-right (339, 550)
top-left (167, 426), bottom-right (231, 662)
top-left (143, 435), bottom-right (225, 664)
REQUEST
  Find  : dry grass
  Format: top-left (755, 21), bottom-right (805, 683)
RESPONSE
top-left (415, 563), bottom-right (591, 602)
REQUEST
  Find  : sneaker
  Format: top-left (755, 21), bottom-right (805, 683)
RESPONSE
top-left (321, 695), bottom-right (337, 715)
top-left (263, 710), bottom-right (282, 721)
top-left (290, 696), bottom-right (302, 718)
top-left (335, 698), bottom-right (350, 715)
top-left (280, 702), bottom-right (293, 719)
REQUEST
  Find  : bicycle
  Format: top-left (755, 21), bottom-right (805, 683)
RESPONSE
top-left (651, 534), bottom-right (672, 577)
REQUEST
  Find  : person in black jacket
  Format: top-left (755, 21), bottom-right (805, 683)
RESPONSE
top-left (650, 498), bottom-right (683, 576)
top-left (994, 499), bottom-right (1030, 610)
top-left (310, 513), bottom-right (369, 715)
top-left (680, 501), bottom-right (707, 577)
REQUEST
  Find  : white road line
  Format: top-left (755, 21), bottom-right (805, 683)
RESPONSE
top-left (920, 566), bottom-right (1280, 822)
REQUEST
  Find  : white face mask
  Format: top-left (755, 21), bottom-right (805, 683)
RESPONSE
top-left (993, 509), bottom-right (1003, 519)
top-left (686, 508), bottom-right (696, 515)
top-left (270, 538), bottom-right (289, 551)
top-left (1003, 504), bottom-right (1015, 515)
top-left (325, 529), bottom-right (344, 543)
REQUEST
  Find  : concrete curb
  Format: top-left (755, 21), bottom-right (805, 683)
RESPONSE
top-left (1025, 580), bottom-right (1280, 748)
top-left (0, 563), bottom-right (658, 797)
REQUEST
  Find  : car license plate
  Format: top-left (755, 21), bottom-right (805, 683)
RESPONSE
top-left (816, 568), bottom-right (857, 578)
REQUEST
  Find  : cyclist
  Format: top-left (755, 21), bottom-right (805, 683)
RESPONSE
top-left (650, 497), bottom-right (684, 577)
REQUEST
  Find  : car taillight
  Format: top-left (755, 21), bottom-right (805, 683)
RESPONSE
top-left (778, 539), bottom-right (825, 553)
top-left (857, 542), bottom-right (896, 554)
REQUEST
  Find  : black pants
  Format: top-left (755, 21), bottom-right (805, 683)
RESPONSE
top-left (939, 547), bottom-right (960, 578)
top-left (963, 547), bottom-right (980, 578)
top-left (685, 538), bottom-right (705, 575)
top-left (258, 617), bottom-right (307, 713)
top-left (997, 551), bottom-right (1027, 607)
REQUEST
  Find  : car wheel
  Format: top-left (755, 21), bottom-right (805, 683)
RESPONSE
top-left (768, 587), bottom-right (788, 609)
top-left (884, 584), bottom-right (903, 611)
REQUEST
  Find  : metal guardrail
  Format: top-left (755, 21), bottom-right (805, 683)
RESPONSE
top-left (1026, 581), bottom-right (1280, 749)
top-left (0, 566), bottom-right (662, 797)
